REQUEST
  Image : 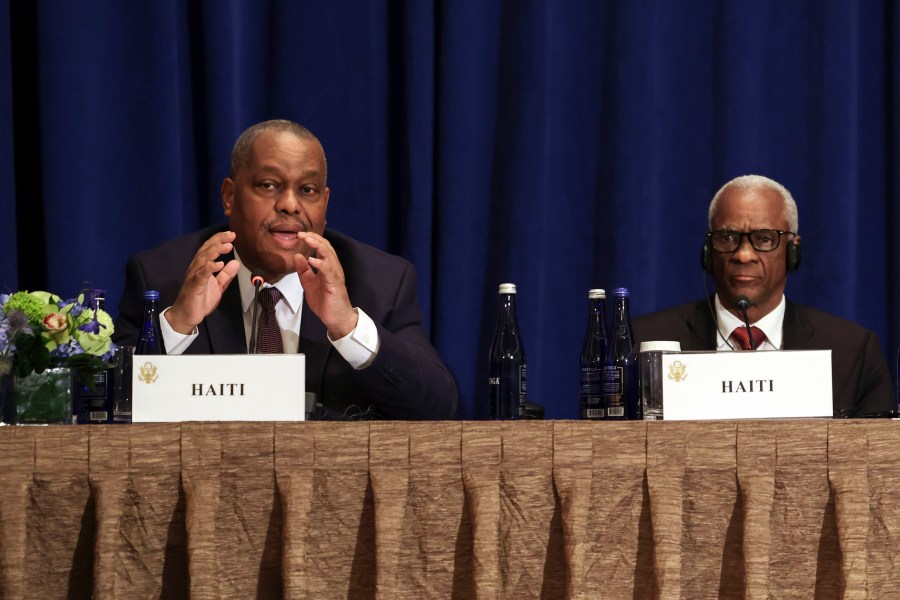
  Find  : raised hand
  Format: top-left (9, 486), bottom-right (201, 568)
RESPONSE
top-left (294, 232), bottom-right (358, 339)
top-left (165, 231), bottom-right (241, 334)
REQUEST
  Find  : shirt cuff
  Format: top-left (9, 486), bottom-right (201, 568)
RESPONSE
top-left (160, 306), bottom-right (199, 355)
top-left (328, 307), bottom-right (380, 369)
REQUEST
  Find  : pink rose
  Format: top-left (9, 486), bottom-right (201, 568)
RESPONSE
top-left (43, 313), bottom-right (67, 333)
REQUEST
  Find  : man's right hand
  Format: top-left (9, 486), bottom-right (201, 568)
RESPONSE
top-left (164, 231), bottom-right (241, 334)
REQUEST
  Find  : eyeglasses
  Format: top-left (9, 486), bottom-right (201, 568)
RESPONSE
top-left (707, 229), bottom-right (796, 253)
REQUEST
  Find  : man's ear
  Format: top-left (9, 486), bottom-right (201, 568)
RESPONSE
top-left (221, 178), bottom-right (235, 216)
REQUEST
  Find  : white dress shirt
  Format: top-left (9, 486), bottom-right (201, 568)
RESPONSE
top-left (714, 294), bottom-right (785, 352)
top-left (160, 250), bottom-right (380, 368)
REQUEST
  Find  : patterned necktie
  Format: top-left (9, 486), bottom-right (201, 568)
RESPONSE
top-left (256, 287), bottom-right (284, 353)
top-left (731, 326), bottom-right (766, 351)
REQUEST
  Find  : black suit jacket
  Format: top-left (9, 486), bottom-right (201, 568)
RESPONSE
top-left (113, 224), bottom-right (458, 420)
top-left (632, 298), bottom-right (893, 418)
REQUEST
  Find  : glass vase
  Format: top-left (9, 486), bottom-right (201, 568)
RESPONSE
top-left (0, 356), bottom-right (13, 424)
top-left (10, 366), bottom-right (74, 425)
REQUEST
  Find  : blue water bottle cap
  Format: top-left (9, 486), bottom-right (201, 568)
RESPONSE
top-left (612, 287), bottom-right (629, 298)
top-left (144, 290), bottom-right (160, 300)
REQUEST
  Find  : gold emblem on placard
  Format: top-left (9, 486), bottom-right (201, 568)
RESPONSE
top-left (138, 361), bottom-right (159, 384)
top-left (667, 360), bottom-right (687, 382)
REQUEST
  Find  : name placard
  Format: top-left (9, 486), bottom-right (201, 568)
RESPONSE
top-left (661, 350), bottom-right (832, 420)
top-left (132, 355), bottom-right (306, 422)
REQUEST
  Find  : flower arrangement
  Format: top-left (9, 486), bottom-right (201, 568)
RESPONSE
top-left (0, 289), bottom-right (116, 384)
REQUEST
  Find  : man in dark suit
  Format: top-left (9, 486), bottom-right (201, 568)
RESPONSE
top-left (632, 175), bottom-right (892, 418)
top-left (114, 119), bottom-right (457, 420)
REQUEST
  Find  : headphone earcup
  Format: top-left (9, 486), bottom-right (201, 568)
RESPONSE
top-left (700, 240), bottom-right (713, 274)
top-left (786, 242), bottom-right (801, 273)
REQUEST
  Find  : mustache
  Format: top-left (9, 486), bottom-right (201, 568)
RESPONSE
top-left (261, 217), bottom-right (311, 232)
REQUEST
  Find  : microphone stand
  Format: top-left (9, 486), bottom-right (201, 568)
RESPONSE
top-left (736, 295), bottom-right (756, 351)
top-left (248, 275), bottom-right (264, 354)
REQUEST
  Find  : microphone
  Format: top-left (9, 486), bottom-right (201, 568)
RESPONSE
top-left (248, 274), bottom-right (264, 354)
top-left (736, 295), bottom-right (756, 350)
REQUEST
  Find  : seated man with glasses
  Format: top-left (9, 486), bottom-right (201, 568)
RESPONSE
top-left (632, 174), bottom-right (893, 418)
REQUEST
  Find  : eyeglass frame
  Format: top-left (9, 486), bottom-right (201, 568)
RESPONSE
top-left (706, 228), bottom-right (797, 253)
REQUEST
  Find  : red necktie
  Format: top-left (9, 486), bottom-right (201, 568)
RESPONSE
top-left (731, 326), bottom-right (766, 351)
top-left (256, 287), bottom-right (284, 353)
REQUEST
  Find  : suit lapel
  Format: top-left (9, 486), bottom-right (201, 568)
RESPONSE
top-left (299, 296), bottom-right (331, 400)
top-left (781, 301), bottom-right (813, 350)
top-left (687, 300), bottom-right (720, 350)
top-left (203, 277), bottom-right (247, 354)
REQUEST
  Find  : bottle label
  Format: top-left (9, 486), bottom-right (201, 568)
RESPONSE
top-left (580, 367), bottom-right (602, 393)
top-left (74, 371), bottom-right (108, 400)
top-left (73, 370), bottom-right (113, 424)
top-left (517, 365), bottom-right (527, 417)
top-left (603, 366), bottom-right (626, 418)
top-left (488, 376), bottom-right (503, 420)
top-left (580, 366), bottom-right (604, 419)
top-left (603, 366), bottom-right (623, 395)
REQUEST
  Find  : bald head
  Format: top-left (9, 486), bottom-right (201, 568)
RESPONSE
top-left (230, 119), bottom-right (327, 180)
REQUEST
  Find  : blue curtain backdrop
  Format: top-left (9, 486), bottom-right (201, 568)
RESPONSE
top-left (1, 1), bottom-right (897, 418)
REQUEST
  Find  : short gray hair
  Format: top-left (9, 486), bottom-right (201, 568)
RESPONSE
top-left (230, 119), bottom-right (326, 180)
top-left (708, 174), bottom-right (799, 232)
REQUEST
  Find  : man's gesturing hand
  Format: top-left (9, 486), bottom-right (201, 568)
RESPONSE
top-left (294, 232), bottom-right (358, 339)
top-left (165, 231), bottom-right (240, 334)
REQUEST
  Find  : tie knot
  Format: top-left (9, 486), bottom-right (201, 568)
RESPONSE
top-left (732, 326), bottom-right (766, 351)
top-left (259, 287), bottom-right (282, 309)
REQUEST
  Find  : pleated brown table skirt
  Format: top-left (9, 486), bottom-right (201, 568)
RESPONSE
top-left (0, 420), bottom-right (896, 599)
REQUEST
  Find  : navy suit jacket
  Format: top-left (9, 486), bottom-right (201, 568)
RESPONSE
top-left (113, 224), bottom-right (458, 420)
top-left (632, 298), bottom-right (893, 418)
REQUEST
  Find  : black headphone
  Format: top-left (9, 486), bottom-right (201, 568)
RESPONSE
top-left (701, 236), bottom-right (801, 274)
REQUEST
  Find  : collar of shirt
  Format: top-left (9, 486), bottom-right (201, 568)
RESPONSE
top-left (234, 249), bottom-right (304, 314)
top-left (714, 293), bottom-right (786, 351)
top-left (234, 249), bottom-right (304, 352)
